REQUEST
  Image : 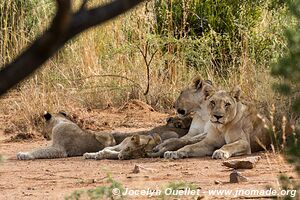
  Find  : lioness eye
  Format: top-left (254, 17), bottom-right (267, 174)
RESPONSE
top-left (225, 102), bottom-right (231, 107)
top-left (210, 100), bottom-right (215, 106)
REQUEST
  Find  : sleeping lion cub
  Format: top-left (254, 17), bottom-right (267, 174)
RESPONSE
top-left (83, 116), bottom-right (192, 160)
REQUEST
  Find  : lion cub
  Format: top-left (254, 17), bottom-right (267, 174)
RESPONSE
top-left (164, 87), bottom-right (271, 160)
top-left (112, 116), bottom-right (192, 144)
top-left (84, 116), bottom-right (192, 160)
top-left (17, 111), bottom-right (115, 160)
top-left (84, 134), bottom-right (161, 160)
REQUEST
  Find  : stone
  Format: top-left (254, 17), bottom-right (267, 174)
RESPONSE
top-left (214, 180), bottom-right (222, 185)
top-left (132, 164), bottom-right (140, 174)
top-left (223, 156), bottom-right (261, 169)
top-left (230, 170), bottom-right (248, 183)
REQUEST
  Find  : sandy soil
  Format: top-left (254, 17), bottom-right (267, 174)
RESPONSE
top-left (0, 101), bottom-right (297, 200)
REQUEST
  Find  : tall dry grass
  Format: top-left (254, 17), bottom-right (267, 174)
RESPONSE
top-left (0, 0), bottom-right (292, 134)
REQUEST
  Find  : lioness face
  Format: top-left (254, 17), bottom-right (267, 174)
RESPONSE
top-left (42, 111), bottom-right (69, 140)
top-left (174, 76), bottom-right (213, 117)
top-left (118, 134), bottom-right (161, 160)
top-left (208, 88), bottom-right (241, 126)
top-left (166, 116), bottom-right (192, 129)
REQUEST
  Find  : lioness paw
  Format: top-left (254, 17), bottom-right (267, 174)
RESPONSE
top-left (83, 152), bottom-right (97, 159)
top-left (164, 151), bottom-right (185, 159)
top-left (17, 152), bottom-right (34, 160)
top-left (212, 149), bottom-right (230, 159)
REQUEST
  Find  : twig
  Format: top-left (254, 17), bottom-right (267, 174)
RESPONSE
top-left (137, 41), bottom-right (158, 95)
top-left (79, 0), bottom-right (88, 11)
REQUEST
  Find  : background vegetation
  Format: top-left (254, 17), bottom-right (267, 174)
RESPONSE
top-left (272, 0), bottom-right (300, 198)
top-left (0, 0), bottom-right (293, 133)
top-left (1, 0), bottom-right (299, 198)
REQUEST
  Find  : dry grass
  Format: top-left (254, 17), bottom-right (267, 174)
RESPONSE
top-left (0, 0), bottom-right (292, 135)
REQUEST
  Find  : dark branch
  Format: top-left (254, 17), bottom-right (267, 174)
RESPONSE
top-left (0, 0), bottom-right (144, 96)
top-left (79, 0), bottom-right (89, 11)
top-left (0, 0), bottom-right (71, 95)
top-left (67, 0), bottom-right (144, 39)
top-left (138, 41), bottom-right (157, 96)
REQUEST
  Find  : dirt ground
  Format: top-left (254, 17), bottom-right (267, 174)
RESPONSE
top-left (0, 101), bottom-right (298, 200)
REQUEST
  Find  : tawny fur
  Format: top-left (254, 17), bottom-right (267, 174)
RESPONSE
top-left (111, 116), bottom-right (192, 144)
top-left (151, 76), bottom-right (214, 157)
top-left (83, 116), bottom-right (192, 160)
top-left (164, 87), bottom-right (271, 160)
top-left (17, 112), bottom-right (115, 160)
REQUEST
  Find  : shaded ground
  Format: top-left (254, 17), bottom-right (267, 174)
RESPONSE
top-left (0, 101), bottom-right (297, 199)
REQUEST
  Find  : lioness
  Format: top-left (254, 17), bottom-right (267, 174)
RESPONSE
top-left (17, 111), bottom-right (116, 160)
top-left (164, 87), bottom-right (271, 160)
top-left (83, 116), bottom-right (193, 160)
top-left (151, 76), bottom-right (214, 157)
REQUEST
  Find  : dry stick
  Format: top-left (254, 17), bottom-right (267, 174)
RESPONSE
top-left (138, 42), bottom-right (149, 95)
top-left (0, 0), bottom-right (71, 95)
top-left (79, 0), bottom-right (89, 11)
top-left (0, 0), bottom-right (145, 96)
top-left (144, 42), bottom-right (150, 96)
top-left (145, 49), bottom-right (158, 94)
top-left (137, 41), bottom-right (158, 95)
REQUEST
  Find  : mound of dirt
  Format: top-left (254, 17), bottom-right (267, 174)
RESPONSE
top-left (119, 99), bottom-right (155, 112)
top-left (64, 109), bottom-right (115, 132)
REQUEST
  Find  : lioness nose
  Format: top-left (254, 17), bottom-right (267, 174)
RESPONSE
top-left (214, 115), bottom-right (223, 120)
top-left (177, 109), bottom-right (186, 115)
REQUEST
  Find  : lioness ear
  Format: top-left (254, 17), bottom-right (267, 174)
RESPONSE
top-left (204, 85), bottom-right (215, 100)
top-left (192, 76), bottom-right (203, 90)
top-left (43, 111), bottom-right (52, 121)
top-left (231, 86), bottom-right (242, 101)
top-left (131, 135), bottom-right (140, 145)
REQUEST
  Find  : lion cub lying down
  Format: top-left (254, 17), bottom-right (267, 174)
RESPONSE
top-left (164, 87), bottom-right (271, 160)
top-left (84, 134), bottom-right (161, 160)
top-left (17, 111), bottom-right (116, 160)
top-left (84, 116), bottom-right (192, 160)
top-left (111, 116), bottom-right (192, 144)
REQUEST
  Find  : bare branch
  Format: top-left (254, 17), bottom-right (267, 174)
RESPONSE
top-left (137, 41), bottom-right (158, 96)
top-left (148, 49), bottom-right (158, 66)
top-left (143, 48), bottom-right (157, 96)
top-left (65, 0), bottom-right (146, 44)
top-left (79, 0), bottom-right (89, 11)
top-left (0, 0), bottom-right (71, 96)
top-left (0, 0), bottom-right (145, 96)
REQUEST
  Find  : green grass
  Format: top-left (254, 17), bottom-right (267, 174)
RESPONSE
top-left (65, 173), bottom-right (124, 200)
